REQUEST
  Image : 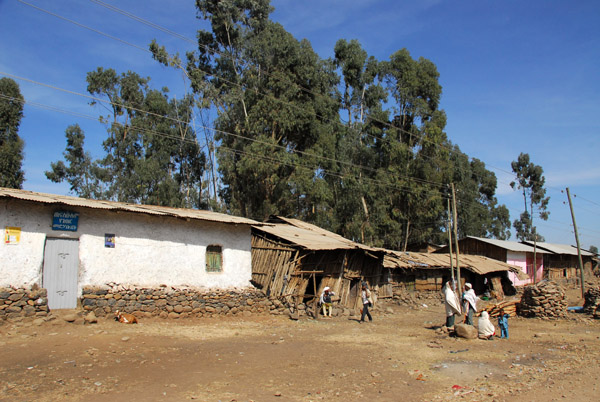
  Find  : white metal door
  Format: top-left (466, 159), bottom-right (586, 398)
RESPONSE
top-left (43, 238), bottom-right (79, 309)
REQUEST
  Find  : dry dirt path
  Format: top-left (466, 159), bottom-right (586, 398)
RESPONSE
top-left (1, 303), bottom-right (599, 401)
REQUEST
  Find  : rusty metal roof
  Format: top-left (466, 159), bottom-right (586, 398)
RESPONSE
top-left (0, 187), bottom-right (260, 225)
top-left (382, 249), bottom-right (525, 276)
top-left (253, 216), bottom-right (380, 251)
top-left (254, 222), bottom-right (365, 251)
top-left (254, 216), bottom-right (527, 278)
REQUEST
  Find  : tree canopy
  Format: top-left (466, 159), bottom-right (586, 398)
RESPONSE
top-left (47, 0), bottom-right (512, 249)
top-left (0, 77), bottom-right (25, 189)
top-left (510, 152), bottom-right (550, 241)
top-left (47, 68), bottom-right (206, 208)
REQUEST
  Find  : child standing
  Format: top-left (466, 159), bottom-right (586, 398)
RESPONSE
top-left (498, 308), bottom-right (510, 339)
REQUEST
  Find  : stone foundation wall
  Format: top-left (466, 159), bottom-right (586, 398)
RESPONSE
top-left (0, 287), bottom-right (49, 319)
top-left (80, 285), bottom-right (308, 319)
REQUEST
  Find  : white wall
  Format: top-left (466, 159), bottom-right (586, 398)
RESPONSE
top-left (0, 199), bottom-right (253, 292)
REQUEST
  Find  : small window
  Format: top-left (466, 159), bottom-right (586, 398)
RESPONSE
top-left (206, 245), bottom-right (222, 273)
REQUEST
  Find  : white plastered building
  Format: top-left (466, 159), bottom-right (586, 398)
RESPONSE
top-left (0, 188), bottom-right (259, 309)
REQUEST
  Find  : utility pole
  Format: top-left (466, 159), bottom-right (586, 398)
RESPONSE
top-left (447, 197), bottom-right (455, 284)
top-left (566, 188), bottom-right (586, 298)
top-left (531, 202), bottom-right (538, 284)
top-left (451, 183), bottom-right (461, 295)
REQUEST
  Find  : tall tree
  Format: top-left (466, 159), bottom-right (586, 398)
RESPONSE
top-left (371, 48), bottom-right (447, 249)
top-left (47, 68), bottom-right (206, 208)
top-left (181, 0), bottom-right (339, 221)
top-left (332, 39), bottom-right (386, 243)
top-left (45, 124), bottom-right (101, 198)
top-left (510, 152), bottom-right (550, 241)
top-left (0, 77), bottom-right (25, 188)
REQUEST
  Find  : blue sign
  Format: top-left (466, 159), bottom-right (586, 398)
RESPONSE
top-left (52, 211), bottom-right (79, 231)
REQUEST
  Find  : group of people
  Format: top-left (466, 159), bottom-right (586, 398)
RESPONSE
top-left (442, 280), bottom-right (510, 339)
top-left (319, 282), bottom-right (374, 323)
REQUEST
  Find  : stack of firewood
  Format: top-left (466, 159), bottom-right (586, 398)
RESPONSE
top-left (583, 287), bottom-right (600, 317)
top-left (481, 300), bottom-right (517, 318)
top-left (517, 281), bottom-right (568, 318)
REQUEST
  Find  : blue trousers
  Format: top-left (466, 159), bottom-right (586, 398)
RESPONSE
top-left (361, 303), bottom-right (372, 322)
top-left (499, 325), bottom-right (509, 339)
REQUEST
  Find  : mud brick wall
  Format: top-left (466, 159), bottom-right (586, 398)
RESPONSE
top-left (0, 287), bottom-right (49, 319)
top-left (80, 285), bottom-right (300, 319)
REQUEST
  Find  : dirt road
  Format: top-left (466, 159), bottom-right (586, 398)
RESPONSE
top-left (1, 300), bottom-right (599, 402)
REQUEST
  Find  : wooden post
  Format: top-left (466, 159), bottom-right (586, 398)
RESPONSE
top-left (566, 188), bottom-right (586, 298)
top-left (451, 183), bottom-right (461, 296)
top-left (312, 272), bottom-right (319, 320)
top-left (531, 200), bottom-right (537, 284)
top-left (447, 197), bottom-right (455, 283)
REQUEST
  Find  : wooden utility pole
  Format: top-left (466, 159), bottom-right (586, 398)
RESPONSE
top-left (531, 203), bottom-right (538, 284)
top-left (447, 197), bottom-right (455, 284)
top-left (451, 183), bottom-right (461, 295)
top-left (566, 188), bottom-right (586, 298)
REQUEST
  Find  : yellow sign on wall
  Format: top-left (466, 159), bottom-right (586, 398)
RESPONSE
top-left (4, 227), bottom-right (21, 245)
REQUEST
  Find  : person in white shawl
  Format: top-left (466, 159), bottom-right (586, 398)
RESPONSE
top-left (442, 280), bottom-right (461, 328)
top-left (477, 311), bottom-right (496, 339)
top-left (462, 283), bottom-right (479, 325)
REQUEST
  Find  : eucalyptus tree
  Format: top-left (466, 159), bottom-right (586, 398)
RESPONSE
top-left (179, 0), bottom-right (339, 222)
top-left (48, 68), bottom-right (205, 208)
top-left (371, 49), bottom-right (447, 249)
top-left (45, 124), bottom-right (101, 199)
top-left (510, 152), bottom-right (550, 241)
top-left (332, 39), bottom-right (387, 243)
top-left (0, 77), bottom-right (25, 188)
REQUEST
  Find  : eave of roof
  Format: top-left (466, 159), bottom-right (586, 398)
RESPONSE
top-left (382, 249), bottom-right (523, 276)
top-left (521, 241), bottom-right (594, 256)
top-left (253, 216), bottom-right (379, 252)
top-left (466, 236), bottom-right (549, 253)
top-left (0, 187), bottom-right (260, 226)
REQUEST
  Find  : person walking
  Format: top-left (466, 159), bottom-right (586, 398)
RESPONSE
top-left (360, 283), bottom-right (373, 323)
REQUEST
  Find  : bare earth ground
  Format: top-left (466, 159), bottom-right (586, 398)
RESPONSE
top-left (1, 290), bottom-right (599, 402)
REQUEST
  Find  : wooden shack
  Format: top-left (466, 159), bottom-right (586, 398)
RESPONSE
top-left (251, 217), bottom-right (384, 310)
top-left (381, 250), bottom-right (527, 299)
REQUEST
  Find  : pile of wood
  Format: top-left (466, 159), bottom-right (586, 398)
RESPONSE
top-left (583, 287), bottom-right (600, 317)
top-left (481, 300), bottom-right (517, 318)
top-left (517, 281), bottom-right (568, 318)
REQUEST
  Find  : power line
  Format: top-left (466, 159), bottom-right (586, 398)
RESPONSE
top-left (0, 71), bottom-right (453, 192)
top-left (78, 0), bottom-right (520, 188)
top-left (0, 91), bottom-right (451, 200)
top-left (13, 0), bottom-right (596, 242)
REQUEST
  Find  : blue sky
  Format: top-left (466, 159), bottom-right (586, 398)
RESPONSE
top-left (1, 0), bottom-right (599, 248)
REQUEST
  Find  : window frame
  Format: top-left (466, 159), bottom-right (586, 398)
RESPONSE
top-left (205, 244), bottom-right (223, 273)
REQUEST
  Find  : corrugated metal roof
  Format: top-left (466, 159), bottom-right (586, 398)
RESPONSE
top-left (0, 187), bottom-right (260, 226)
top-left (253, 222), bottom-right (365, 251)
top-left (521, 241), bottom-right (594, 256)
top-left (382, 249), bottom-right (525, 276)
top-left (466, 236), bottom-right (549, 253)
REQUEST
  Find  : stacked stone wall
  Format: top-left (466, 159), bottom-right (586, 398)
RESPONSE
top-left (80, 285), bottom-right (308, 319)
top-left (0, 287), bottom-right (48, 319)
